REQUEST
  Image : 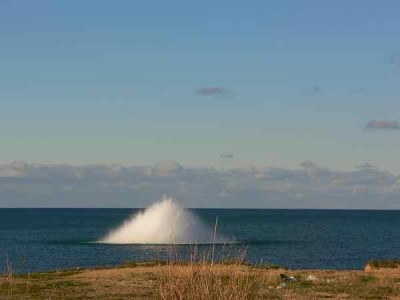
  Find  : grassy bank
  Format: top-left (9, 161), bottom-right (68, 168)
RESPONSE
top-left (1, 261), bottom-right (400, 299)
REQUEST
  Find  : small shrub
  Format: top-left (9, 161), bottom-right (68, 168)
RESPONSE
top-left (158, 262), bottom-right (264, 300)
top-left (367, 260), bottom-right (400, 269)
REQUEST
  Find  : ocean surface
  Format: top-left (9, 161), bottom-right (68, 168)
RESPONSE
top-left (1, 209), bottom-right (400, 273)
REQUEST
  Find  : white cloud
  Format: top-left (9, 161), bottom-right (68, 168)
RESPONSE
top-left (0, 161), bottom-right (32, 177)
top-left (152, 160), bottom-right (182, 176)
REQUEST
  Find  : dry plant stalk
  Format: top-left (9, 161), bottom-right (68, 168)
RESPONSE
top-left (6, 255), bottom-right (15, 300)
top-left (158, 262), bottom-right (264, 300)
top-left (158, 238), bottom-right (265, 300)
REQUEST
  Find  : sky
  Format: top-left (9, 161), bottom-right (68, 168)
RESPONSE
top-left (1, 1), bottom-right (400, 208)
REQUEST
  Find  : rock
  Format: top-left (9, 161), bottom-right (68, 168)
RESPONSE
top-left (337, 293), bottom-right (350, 298)
top-left (280, 273), bottom-right (288, 280)
top-left (316, 292), bottom-right (334, 297)
top-left (257, 285), bottom-right (268, 296)
top-left (306, 274), bottom-right (317, 281)
top-left (280, 273), bottom-right (298, 283)
top-left (365, 264), bottom-right (372, 272)
top-left (277, 283), bottom-right (287, 289)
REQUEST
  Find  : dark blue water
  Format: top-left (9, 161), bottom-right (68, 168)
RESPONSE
top-left (1, 209), bottom-right (400, 274)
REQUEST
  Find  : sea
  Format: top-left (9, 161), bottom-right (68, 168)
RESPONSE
top-left (1, 208), bottom-right (400, 274)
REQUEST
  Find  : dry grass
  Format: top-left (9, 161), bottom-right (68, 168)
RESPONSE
top-left (2, 263), bottom-right (400, 299)
top-left (2, 251), bottom-right (400, 300)
top-left (157, 243), bottom-right (275, 300)
top-left (158, 263), bottom-right (263, 300)
top-left (156, 256), bottom-right (400, 300)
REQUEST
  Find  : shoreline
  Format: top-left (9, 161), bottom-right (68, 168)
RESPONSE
top-left (6, 257), bottom-right (400, 275)
top-left (2, 261), bottom-right (400, 299)
top-left (0, 262), bottom-right (371, 276)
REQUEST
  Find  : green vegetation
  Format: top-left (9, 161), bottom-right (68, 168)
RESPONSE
top-left (367, 259), bottom-right (400, 269)
top-left (0, 269), bottom-right (90, 300)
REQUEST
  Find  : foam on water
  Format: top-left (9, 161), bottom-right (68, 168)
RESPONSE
top-left (100, 197), bottom-right (223, 244)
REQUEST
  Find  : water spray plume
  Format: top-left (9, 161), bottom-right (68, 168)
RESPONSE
top-left (100, 197), bottom-right (225, 244)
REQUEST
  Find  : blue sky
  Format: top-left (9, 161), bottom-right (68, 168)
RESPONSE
top-left (1, 1), bottom-right (400, 176)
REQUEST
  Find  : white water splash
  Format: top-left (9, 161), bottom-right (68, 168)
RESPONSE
top-left (100, 197), bottom-right (223, 244)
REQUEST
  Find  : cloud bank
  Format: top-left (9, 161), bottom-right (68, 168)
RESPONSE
top-left (1, 161), bottom-right (400, 209)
